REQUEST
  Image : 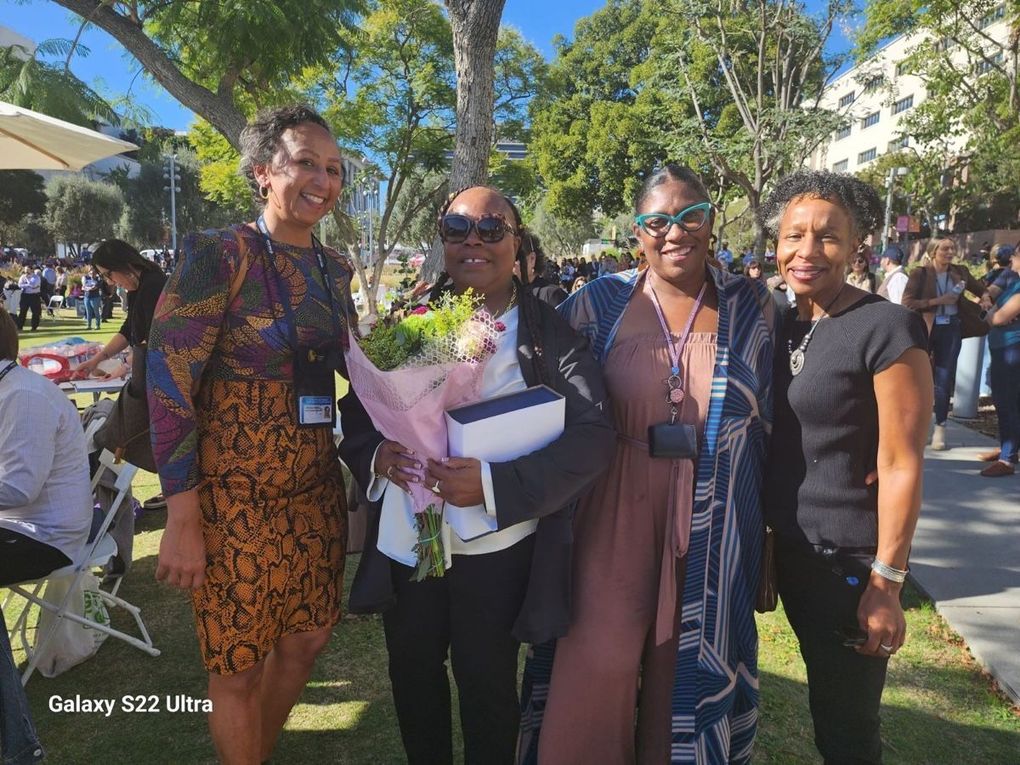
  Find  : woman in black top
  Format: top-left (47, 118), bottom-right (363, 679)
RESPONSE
top-left (73, 240), bottom-right (167, 472)
top-left (514, 231), bottom-right (569, 307)
top-left (74, 240), bottom-right (167, 383)
top-left (760, 171), bottom-right (932, 765)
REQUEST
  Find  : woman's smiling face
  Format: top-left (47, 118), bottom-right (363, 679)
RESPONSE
top-left (254, 122), bottom-right (344, 231)
top-left (442, 187), bottom-right (520, 299)
top-left (632, 180), bottom-right (713, 288)
top-left (776, 194), bottom-right (858, 300)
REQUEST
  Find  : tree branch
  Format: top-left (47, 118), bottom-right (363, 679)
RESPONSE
top-left (53, 0), bottom-right (247, 147)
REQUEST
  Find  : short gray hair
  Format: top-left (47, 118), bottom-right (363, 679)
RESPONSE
top-left (238, 104), bottom-right (338, 205)
top-left (758, 170), bottom-right (882, 241)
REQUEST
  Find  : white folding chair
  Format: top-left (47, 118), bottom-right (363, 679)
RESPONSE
top-left (2, 450), bottom-right (160, 684)
top-left (46, 294), bottom-right (64, 315)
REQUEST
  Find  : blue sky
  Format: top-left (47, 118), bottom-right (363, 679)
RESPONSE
top-left (1, 0), bottom-right (852, 132)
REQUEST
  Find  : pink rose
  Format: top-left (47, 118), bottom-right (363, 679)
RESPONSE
top-left (495, 321), bottom-right (506, 332)
top-left (411, 305), bottom-right (429, 315)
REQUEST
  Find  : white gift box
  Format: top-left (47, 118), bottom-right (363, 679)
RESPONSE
top-left (443, 385), bottom-right (565, 541)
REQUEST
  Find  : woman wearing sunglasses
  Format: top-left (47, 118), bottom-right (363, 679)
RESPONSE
top-left (338, 185), bottom-right (615, 765)
top-left (523, 164), bottom-right (775, 764)
top-left (846, 252), bottom-right (877, 293)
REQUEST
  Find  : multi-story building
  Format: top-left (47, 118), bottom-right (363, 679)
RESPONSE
top-left (809, 6), bottom-right (1012, 175)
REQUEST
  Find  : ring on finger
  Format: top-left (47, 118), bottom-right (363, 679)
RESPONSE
top-left (386, 465), bottom-right (394, 479)
top-left (879, 643), bottom-right (894, 653)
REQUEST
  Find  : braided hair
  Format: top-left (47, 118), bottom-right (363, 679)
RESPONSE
top-left (430, 185), bottom-right (549, 385)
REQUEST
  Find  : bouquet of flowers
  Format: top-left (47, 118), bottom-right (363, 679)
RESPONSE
top-left (344, 291), bottom-right (504, 580)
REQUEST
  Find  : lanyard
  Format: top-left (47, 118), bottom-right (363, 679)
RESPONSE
top-left (934, 269), bottom-right (952, 317)
top-left (0, 361), bottom-right (16, 384)
top-left (647, 275), bottom-right (708, 377)
top-left (255, 216), bottom-right (343, 350)
top-left (645, 274), bottom-right (708, 419)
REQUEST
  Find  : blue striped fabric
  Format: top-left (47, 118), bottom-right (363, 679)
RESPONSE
top-left (519, 267), bottom-right (775, 764)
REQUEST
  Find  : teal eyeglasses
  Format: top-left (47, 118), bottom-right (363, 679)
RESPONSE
top-left (635, 202), bottom-right (713, 237)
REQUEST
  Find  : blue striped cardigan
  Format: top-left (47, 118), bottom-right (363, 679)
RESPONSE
top-left (520, 266), bottom-right (776, 764)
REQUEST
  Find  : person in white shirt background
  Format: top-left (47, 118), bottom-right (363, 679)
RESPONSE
top-left (15, 267), bottom-right (41, 332)
top-left (878, 245), bottom-right (909, 305)
top-left (0, 305), bottom-right (92, 586)
top-left (0, 304), bottom-right (89, 765)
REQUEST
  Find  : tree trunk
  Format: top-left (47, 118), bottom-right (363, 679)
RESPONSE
top-left (421, 0), bottom-right (508, 282)
top-left (330, 205), bottom-right (379, 323)
top-left (53, 0), bottom-right (248, 148)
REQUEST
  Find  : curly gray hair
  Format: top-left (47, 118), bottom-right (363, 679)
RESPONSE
top-left (758, 170), bottom-right (882, 241)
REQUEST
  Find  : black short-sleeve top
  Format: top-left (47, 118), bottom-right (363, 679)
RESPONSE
top-left (764, 294), bottom-right (928, 551)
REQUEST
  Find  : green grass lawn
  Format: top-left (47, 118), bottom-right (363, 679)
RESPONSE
top-left (6, 310), bottom-right (1020, 764)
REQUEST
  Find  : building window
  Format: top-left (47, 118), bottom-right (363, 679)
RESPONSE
top-left (975, 51), bottom-right (1005, 75)
top-left (838, 91), bottom-right (855, 108)
top-left (861, 111), bottom-right (880, 128)
top-left (863, 75), bottom-right (883, 93)
top-left (833, 159), bottom-right (849, 172)
top-left (891, 95), bottom-right (914, 114)
top-left (858, 148), bottom-right (877, 164)
top-left (935, 36), bottom-right (957, 53)
top-left (835, 125), bottom-right (852, 141)
top-left (979, 4), bottom-right (1005, 29)
top-left (895, 61), bottom-right (910, 77)
top-left (888, 135), bottom-right (909, 152)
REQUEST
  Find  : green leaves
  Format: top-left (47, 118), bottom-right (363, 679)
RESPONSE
top-left (0, 39), bottom-right (119, 126)
top-left (44, 175), bottom-right (125, 248)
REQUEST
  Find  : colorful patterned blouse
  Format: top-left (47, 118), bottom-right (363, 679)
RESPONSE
top-left (146, 224), bottom-right (356, 497)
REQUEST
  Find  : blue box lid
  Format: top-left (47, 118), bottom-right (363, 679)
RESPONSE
top-left (446, 385), bottom-right (562, 425)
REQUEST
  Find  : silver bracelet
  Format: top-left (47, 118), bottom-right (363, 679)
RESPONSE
top-left (871, 558), bottom-right (908, 583)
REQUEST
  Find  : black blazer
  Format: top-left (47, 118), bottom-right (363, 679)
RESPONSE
top-left (338, 288), bottom-right (616, 644)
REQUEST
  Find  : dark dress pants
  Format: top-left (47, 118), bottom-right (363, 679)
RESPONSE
top-left (382, 535), bottom-right (535, 765)
top-left (777, 543), bottom-right (890, 765)
top-left (0, 529), bottom-right (71, 587)
top-left (15, 294), bottom-right (40, 331)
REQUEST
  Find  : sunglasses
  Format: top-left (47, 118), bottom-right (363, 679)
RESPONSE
top-left (439, 214), bottom-right (517, 244)
top-left (635, 202), bottom-right (713, 238)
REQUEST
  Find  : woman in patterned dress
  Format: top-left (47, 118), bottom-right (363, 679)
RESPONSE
top-left (147, 105), bottom-right (362, 764)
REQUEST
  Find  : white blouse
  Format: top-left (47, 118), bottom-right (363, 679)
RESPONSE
top-left (367, 307), bottom-right (539, 568)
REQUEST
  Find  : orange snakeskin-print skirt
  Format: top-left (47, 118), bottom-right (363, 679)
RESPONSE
top-left (192, 379), bottom-right (347, 675)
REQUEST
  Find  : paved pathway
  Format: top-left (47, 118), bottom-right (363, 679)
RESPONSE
top-left (909, 420), bottom-right (1020, 704)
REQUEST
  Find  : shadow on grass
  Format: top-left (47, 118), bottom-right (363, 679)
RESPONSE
top-left (758, 669), bottom-right (1020, 764)
top-left (14, 540), bottom-right (1019, 764)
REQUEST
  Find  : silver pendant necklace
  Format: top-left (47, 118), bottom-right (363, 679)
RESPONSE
top-left (787, 285), bottom-right (845, 376)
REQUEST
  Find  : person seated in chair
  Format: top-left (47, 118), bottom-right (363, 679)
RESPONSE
top-left (0, 306), bottom-right (92, 587)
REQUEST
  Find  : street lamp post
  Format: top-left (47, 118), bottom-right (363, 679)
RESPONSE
top-left (882, 166), bottom-right (909, 252)
top-left (163, 154), bottom-right (181, 251)
top-left (363, 184), bottom-right (378, 266)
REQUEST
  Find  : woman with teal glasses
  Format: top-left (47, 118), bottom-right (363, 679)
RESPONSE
top-left (521, 164), bottom-right (774, 764)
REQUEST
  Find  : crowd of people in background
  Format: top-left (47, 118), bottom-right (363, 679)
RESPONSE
top-left (1, 251), bottom-right (177, 334)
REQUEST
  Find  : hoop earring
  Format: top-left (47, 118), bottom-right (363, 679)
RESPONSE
top-left (259, 185), bottom-right (270, 200)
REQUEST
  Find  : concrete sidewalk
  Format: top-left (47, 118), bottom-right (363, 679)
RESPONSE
top-left (909, 419), bottom-right (1020, 704)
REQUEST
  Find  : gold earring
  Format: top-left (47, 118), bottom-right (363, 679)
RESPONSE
top-left (259, 185), bottom-right (270, 200)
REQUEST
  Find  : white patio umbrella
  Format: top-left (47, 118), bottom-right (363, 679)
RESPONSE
top-left (0, 100), bottom-right (138, 171)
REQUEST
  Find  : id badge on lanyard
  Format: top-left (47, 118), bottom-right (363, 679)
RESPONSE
top-left (294, 347), bottom-right (336, 427)
top-left (256, 217), bottom-right (340, 429)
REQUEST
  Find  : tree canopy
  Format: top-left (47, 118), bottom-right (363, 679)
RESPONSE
top-left (44, 175), bottom-right (124, 254)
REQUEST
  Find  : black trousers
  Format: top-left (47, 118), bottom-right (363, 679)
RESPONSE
top-left (777, 543), bottom-right (890, 765)
top-left (16, 294), bottom-right (41, 331)
top-left (0, 528), bottom-right (71, 587)
top-left (383, 535), bottom-right (535, 765)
